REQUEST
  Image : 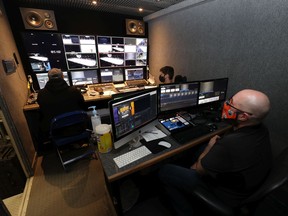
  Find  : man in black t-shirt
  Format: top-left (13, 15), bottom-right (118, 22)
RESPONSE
top-left (159, 89), bottom-right (272, 215)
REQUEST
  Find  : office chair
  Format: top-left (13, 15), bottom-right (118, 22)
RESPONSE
top-left (191, 147), bottom-right (288, 216)
top-left (50, 110), bottom-right (96, 170)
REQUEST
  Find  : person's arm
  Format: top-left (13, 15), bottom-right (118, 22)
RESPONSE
top-left (191, 135), bottom-right (220, 175)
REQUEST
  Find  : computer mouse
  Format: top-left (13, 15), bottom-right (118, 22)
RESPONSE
top-left (158, 141), bottom-right (171, 149)
top-left (206, 123), bottom-right (218, 131)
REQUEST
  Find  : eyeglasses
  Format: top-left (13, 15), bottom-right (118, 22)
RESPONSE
top-left (225, 98), bottom-right (253, 116)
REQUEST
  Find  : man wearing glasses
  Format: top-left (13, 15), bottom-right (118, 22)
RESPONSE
top-left (159, 89), bottom-right (272, 216)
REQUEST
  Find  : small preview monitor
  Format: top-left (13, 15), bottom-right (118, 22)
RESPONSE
top-left (125, 67), bottom-right (144, 80)
top-left (70, 70), bottom-right (98, 86)
top-left (36, 72), bottom-right (69, 89)
top-left (198, 78), bottom-right (228, 105)
top-left (100, 68), bottom-right (124, 83)
top-left (109, 89), bottom-right (158, 149)
top-left (159, 82), bottom-right (199, 113)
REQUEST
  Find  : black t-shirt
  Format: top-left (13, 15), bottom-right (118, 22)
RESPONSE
top-left (201, 124), bottom-right (272, 207)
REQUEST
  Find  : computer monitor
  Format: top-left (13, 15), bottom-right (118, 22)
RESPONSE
top-left (62, 34), bottom-right (98, 70)
top-left (109, 89), bottom-right (158, 149)
top-left (198, 78), bottom-right (228, 105)
top-left (70, 70), bottom-right (98, 86)
top-left (125, 67), bottom-right (144, 80)
top-left (36, 72), bottom-right (69, 89)
top-left (159, 82), bottom-right (199, 113)
top-left (100, 68), bottom-right (124, 83)
top-left (21, 32), bottom-right (67, 72)
top-left (97, 36), bottom-right (148, 68)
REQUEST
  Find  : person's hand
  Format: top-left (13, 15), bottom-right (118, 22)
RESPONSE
top-left (191, 163), bottom-right (197, 170)
top-left (207, 135), bottom-right (220, 148)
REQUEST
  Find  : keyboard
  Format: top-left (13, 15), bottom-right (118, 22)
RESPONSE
top-left (125, 79), bottom-right (148, 87)
top-left (88, 83), bottom-right (115, 91)
top-left (171, 124), bottom-right (211, 145)
top-left (113, 146), bottom-right (152, 168)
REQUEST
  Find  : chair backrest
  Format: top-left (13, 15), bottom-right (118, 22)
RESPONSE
top-left (50, 110), bottom-right (90, 139)
top-left (243, 147), bottom-right (288, 204)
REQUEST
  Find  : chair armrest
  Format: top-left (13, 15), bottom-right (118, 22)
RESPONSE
top-left (192, 186), bottom-right (235, 216)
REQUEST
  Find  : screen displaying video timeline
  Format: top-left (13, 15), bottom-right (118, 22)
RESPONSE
top-left (100, 68), bottom-right (124, 83)
top-left (21, 32), bottom-right (98, 72)
top-left (97, 36), bottom-right (147, 68)
top-left (36, 72), bottom-right (70, 89)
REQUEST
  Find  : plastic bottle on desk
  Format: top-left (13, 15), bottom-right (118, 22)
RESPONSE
top-left (88, 106), bottom-right (101, 133)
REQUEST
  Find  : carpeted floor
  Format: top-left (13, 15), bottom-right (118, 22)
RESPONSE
top-left (25, 151), bottom-right (117, 216)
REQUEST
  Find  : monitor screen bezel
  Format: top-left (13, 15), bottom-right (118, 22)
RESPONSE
top-left (108, 88), bottom-right (158, 149)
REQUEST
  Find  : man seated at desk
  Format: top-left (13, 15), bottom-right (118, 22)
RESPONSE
top-left (37, 68), bottom-right (85, 152)
top-left (159, 89), bottom-right (272, 216)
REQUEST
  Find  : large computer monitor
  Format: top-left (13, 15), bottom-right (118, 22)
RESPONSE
top-left (36, 72), bottom-right (69, 89)
top-left (97, 36), bottom-right (148, 68)
top-left (62, 34), bottom-right (98, 70)
top-left (70, 70), bottom-right (98, 86)
top-left (159, 81), bottom-right (199, 113)
top-left (198, 78), bottom-right (228, 105)
top-left (21, 32), bottom-right (67, 72)
top-left (109, 89), bottom-right (158, 149)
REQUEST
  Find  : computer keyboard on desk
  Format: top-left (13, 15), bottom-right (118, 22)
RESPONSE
top-left (125, 79), bottom-right (148, 87)
top-left (171, 124), bottom-right (212, 145)
top-left (88, 83), bottom-right (115, 90)
top-left (113, 145), bottom-right (152, 168)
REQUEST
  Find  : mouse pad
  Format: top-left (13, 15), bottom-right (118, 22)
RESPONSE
top-left (141, 138), bottom-right (168, 154)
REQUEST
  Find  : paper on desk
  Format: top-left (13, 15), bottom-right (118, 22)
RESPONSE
top-left (142, 126), bottom-right (167, 142)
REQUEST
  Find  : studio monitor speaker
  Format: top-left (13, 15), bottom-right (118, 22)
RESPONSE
top-left (20, 7), bottom-right (58, 31)
top-left (126, 19), bottom-right (145, 36)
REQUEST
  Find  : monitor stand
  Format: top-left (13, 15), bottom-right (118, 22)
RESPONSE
top-left (128, 135), bottom-right (142, 150)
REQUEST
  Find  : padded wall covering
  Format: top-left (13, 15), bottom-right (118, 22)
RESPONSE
top-left (148, 0), bottom-right (288, 154)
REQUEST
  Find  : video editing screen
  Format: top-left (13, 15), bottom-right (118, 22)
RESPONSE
top-left (125, 68), bottom-right (144, 80)
top-left (100, 68), bottom-right (124, 83)
top-left (110, 89), bottom-right (158, 141)
top-left (70, 70), bottom-right (98, 86)
top-left (21, 32), bottom-right (67, 72)
top-left (97, 36), bottom-right (147, 68)
top-left (62, 34), bottom-right (98, 70)
top-left (198, 78), bottom-right (228, 105)
top-left (159, 82), bottom-right (199, 112)
top-left (36, 72), bottom-right (69, 89)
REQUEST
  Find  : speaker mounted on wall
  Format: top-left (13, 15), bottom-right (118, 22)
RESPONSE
top-left (126, 19), bottom-right (145, 36)
top-left (20, 7), bottom-right (58, 31)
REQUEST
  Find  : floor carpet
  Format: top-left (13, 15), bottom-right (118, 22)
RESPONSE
top-left (24, 151), bottom-right (116, 216)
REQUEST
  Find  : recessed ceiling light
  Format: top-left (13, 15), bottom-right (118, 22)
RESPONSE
top-left (139, 8), bottom-right (143, 12)
top-left (92, 1), bottom-right (97, 5)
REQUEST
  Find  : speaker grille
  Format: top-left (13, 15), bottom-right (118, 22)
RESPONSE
top-left (126, 19), bottom-right (145, 36)
top-left (20, 8), bottom-right (58, 31)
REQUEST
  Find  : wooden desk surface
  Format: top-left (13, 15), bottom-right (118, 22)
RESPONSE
top-left (23, 86), bottom-right (157, 111)
top-left (98, 122), bottom-right (232, 183)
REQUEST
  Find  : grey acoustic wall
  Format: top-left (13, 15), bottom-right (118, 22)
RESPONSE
top-left (147, 0), bottom-right (288, 155)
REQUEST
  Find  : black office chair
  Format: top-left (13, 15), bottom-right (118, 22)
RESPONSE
top-left (191, 147), bottom-right (288, 216)
top-left (50, 110), bottom-right (96, 170)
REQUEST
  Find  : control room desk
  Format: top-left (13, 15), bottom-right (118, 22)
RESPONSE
top-left (98, 122), bottom-right (232, 183)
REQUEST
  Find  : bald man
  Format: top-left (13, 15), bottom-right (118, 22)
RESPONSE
top-left (159, 89), bottom-right (272, 216)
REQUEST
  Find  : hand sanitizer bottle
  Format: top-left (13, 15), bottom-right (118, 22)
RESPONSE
top-left (88, 106), bottom-right (101, 133)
